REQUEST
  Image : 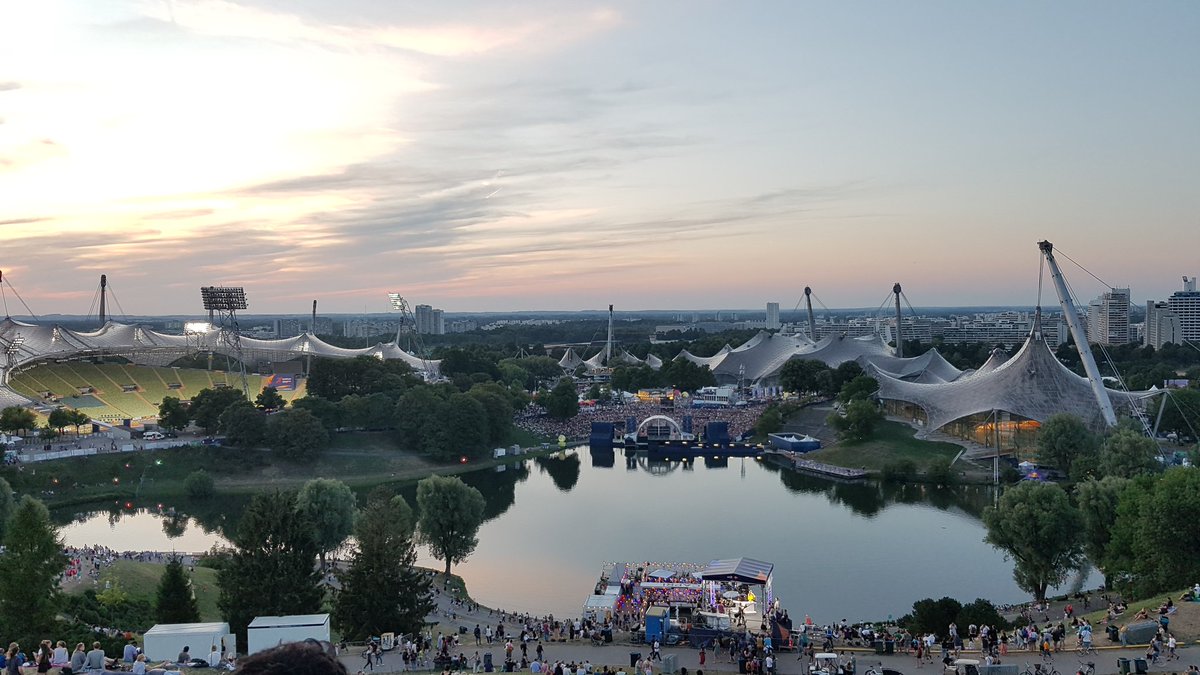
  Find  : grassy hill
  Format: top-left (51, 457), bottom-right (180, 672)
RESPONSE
top-left (67, 560), bottom-right (222, 622)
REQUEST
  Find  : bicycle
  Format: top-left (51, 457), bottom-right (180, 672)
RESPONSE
top-left (1022, 663), bottom-right (1060, 675)
top-left (1076, 660), bottom-right (1095, 675)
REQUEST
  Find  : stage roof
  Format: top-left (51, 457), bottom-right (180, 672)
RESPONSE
top-left (699, 557), bottom-right (774, 584)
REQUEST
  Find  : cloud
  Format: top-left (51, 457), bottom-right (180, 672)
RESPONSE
top-left (0, 81), bottom-right (19, 92)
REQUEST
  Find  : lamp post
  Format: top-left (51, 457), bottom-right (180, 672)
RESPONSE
top-left (136, 458), bottom-right (164, 498)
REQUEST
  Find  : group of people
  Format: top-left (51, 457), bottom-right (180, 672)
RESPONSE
top-left (0, 640), bottom-right (171, 675)
top-left (62, 547), bottom-right (195, 588)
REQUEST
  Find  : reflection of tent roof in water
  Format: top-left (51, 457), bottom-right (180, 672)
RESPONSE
top-left (699, 557), bottom-right (774, 584)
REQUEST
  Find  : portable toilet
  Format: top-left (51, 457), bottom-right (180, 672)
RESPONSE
top-left (644, 606), bottom-right (670, 643)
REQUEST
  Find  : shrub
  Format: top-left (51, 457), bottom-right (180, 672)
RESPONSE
top-left (881, 459), bottom-right (917, 483)
top-left (925, 457), bottom-right (955, 485)
top-left (184, 469), bottom-right (215, 499)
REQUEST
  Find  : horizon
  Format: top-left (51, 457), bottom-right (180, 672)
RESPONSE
top-left (4, 2), bottom-right (1198, 313)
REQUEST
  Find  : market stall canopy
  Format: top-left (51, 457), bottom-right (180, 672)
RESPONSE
top-left (648, 569), bottom-right (675, 580)
top-left (699, 557), bottom-right (774, 584)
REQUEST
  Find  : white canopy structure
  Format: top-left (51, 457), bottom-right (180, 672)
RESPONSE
top-left (0, 317), bottom-right (439, 406)
top-left (871, 327), bottom-right (1159, 432)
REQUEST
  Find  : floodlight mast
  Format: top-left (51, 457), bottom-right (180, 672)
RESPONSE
top-left (388, 293), bottom-right (429, 375)
top-left (1037, 241), bottom-right (1118, 427)
top-left (200, 286), bottom-right (250, 397)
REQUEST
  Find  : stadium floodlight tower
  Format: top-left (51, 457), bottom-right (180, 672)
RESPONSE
top-left (1038, 241), bottom-right (1118, 427)
top-left (387, 293), bottom-right (429, 376)
top-left (200, 286), bottom-right (250, 397)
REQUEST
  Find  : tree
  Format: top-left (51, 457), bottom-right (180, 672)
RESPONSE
top-left (837, 375), bottom-right (879, 404)
top-left (48, 407), bottom-right (74, 435)
top-left (906, 597), bottom-right (962, 636)
top-left (291, 395), bottom-right (343, 432)
top-left (184, 470), bottom-right (216, 499)
top-left (416, 475), bottom-right (486, 577)
top-left (1075, 476), bottom-right (1128, 585)
top-left (157, 396), bottom-right (191, 432)
top-left (543, 378), bottom-right (580, 420)
top-left (394, 387), bottom-right (445, 452)
top-left (1106, 469), bottom-right (1200, 597)
top-left (443, 394), bottom-right (489, 456)
top-left (1036, 413), bottom-right (1099, 477)
top-left (1095, 429), bottom-right (1161, 479)
top-left (156, 557), bottom-right (200, 623)
top-left (66, 408), bottom-right (91, 434)
top-left (983, 482), bottom-right (1083, 602)
top-left (755, 407), bottom-right (783, 436)
top-left (829, 399), bottom-right (882, 441)
top-left (780, 359), bottom-right (831, 395)
top-left (255, 386), bottom-right (286, 412)
top-left (469, 385), bottom-right (515, 446)
top-left (332, 490), bottom-right (434, 640)
top-left (0, 406), bottom-right (37, 436)
top-left (0, 477), bottom-right (13, 544)
top-left (296, 479), bottom-right (357, 572)
top-left (218, 491), bottom-right (322, 645)
top-left (659, 359), bottom-right (717, 392)
top-left (219, 401), bottom-right (268, 447)
top-left (0, 496), bottom-right (67, 646)
top-left (1150, 389), bottom-right (1200, 438)
top-left (268, 408), bottom-right (330, 461)
top-left (190, 387), bottom-right (247, 433)
top-left (955, 599), bottom-right (1007, 634)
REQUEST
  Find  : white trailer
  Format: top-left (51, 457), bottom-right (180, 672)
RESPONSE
top-left (143, 622), bottom-right (234, 662)
top-left (247, 614), bottom-right (331, 655)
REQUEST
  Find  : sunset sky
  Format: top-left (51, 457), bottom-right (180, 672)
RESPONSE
top-left (2, 1), bottom-right (1198, 315)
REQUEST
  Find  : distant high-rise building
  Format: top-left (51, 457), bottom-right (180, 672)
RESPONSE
top-left (272, 318), bottom-right (302, 338)
top-left (1086, 288), bottom-right (1130, 345)
top-left (414, 304), bottom-right (446, 335)
top-left (1169, 276), bottom-right (1200, 342)
top-left (1145, 301), bottom-right (1180, 349)
top-left (766, 302), bottom-right (780, 331)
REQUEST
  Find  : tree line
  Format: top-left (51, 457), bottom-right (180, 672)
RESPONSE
top-left (0, 473), bottom-right (487, 650)
top-left (982, 413), bottom-right (1199, 603)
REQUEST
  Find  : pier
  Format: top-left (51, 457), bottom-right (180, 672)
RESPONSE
top-left (765, 449), bottom-right (868, 480)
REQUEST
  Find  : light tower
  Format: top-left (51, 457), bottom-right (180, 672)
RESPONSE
top-left (893, 282), bottom-right (903, 358)
top-left (200, 286), bottom-right (249, 397)
top-left (388, 293), bottom-right (429, 374)
top-left (1038, 240), bottom-right (1118, 427)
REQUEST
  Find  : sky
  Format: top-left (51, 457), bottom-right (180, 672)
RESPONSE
top-left (2, 1), bottom-right (1198, 315)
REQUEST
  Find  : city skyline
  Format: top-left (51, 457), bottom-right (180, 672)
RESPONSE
top-left (3, 1), bottom-right (1198, 314)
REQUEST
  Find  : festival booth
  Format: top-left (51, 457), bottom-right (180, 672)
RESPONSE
top-left (143, 622), bottom-right (234, 662)
top-left (698, 557), bottom-right (775, 620)
top-left (247, 614), bottom-right (331, 655)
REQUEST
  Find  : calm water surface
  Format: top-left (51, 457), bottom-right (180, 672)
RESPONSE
top-left (59, 448), bottom-right (1095, 621)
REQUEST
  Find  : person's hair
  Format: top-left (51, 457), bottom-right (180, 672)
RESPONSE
top-left (183, 647), bottom-right (189, 652)
top-left (75, 644), bottom-right (85, 651)
top-left (92, 643), bottom-right (101, 649)
top-left (235, 641), bottom-right (346, 675)
top-left (57, 642), bottom-right (65, 649)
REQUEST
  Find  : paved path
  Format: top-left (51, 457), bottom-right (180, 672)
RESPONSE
top-left (337, 587), bottom-right (1192, 675)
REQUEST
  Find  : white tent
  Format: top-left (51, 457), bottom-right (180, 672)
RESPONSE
top-left (143, 622), bottom-right (234, 662)
top-left (582, 594), bottom-right (619, 621)
top-left (247, 614), bottom-right (331, 655)
top-left (648, 569), bottom-right (675, 580)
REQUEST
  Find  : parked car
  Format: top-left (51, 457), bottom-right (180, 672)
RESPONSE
top-left (142, 431), bottom-right (165, 440)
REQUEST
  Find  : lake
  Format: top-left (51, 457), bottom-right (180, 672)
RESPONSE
top-left (59, 447), bottom-right (1096, 622)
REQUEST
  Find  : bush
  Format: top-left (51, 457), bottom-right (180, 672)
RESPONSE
top-left (956, 598), bottom-right (1009, 631)
top-left (881, 459), bottom-right (917, 483)
top-left (184, 470), bottom-right (215, 499)
top-left (1000, 465), bottom-right (1022, 484)
top-left (925, 457), bottom-right (955, 485)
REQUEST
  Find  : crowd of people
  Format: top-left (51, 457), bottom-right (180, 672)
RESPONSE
top-left (0, 639), bottom-right (223, 675)
top-left (61, 547), bottom-right (196, 587)
top-left (515, 400), bottom-right (766, 443)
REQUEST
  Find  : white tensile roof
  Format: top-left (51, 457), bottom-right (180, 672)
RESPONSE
top-left (0, 318), bottom-right (438, 405)
top-left (870, 330), bottom-right (1159, 431)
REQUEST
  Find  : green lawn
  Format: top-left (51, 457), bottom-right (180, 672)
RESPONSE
top-left (68, 560), bottom-right (223, 622)
top-left (806, 419), bottom-right (961, 471)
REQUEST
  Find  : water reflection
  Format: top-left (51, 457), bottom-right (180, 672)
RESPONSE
top-left (58, 446), bottom-right (1094, 621)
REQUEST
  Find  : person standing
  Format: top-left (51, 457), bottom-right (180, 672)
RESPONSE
top-left (699, 647), bottom-right (706, 668)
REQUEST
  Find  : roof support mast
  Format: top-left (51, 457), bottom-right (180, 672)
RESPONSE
top-left (605, 304), bottom-right (614, 364)
top-left (893, 283), bottom-right (903, 358)
top-left (99, 275), bottom-right (107, 326)
top-left (804, 287), bottom-right (817, 342)
top-left (1038, 240), bottom-right (1118, 427)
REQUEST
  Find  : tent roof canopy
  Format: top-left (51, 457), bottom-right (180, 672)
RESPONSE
top-left (699, 557), bottom-right (774, 584)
